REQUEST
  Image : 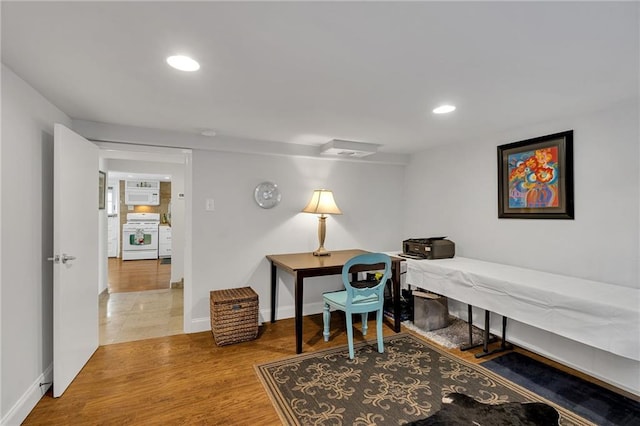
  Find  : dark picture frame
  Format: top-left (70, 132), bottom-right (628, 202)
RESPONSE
top-left (497, 130), bottom-right (574, 219)
top-left (98, 171), bottom-right (106, 210)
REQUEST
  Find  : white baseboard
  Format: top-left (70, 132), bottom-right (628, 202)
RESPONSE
top-left (189, 317), bottom-right (212, 333)
top-left (189, 302), bottom-right (327, 334)
top-left (264, 302), bottom-right (326, 322)
top-left (1, 364), bottom-right (52, 426)
top-left (503, 333), bottom-right (640, 398)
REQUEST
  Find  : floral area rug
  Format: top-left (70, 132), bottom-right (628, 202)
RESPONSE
top-left (255, 333), bottom-right (592, 426)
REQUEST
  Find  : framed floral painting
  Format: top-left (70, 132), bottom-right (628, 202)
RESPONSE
top-left (497, 130), bottom-right (574, 219)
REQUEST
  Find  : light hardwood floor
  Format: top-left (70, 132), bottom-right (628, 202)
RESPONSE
top-left (24, 313), bottom-right (635, 425)
top-left (108, 257), bottom-right (171, 293)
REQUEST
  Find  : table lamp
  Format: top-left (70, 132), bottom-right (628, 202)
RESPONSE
top-left (302, 189), bottom-right (342, 256)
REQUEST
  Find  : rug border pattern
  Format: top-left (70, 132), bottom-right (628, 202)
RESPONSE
top-left (254, 333), bottom-right (595, 426)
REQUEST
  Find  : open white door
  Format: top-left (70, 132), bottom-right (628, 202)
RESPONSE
top-left (52, 123), bottom-right (99, 397)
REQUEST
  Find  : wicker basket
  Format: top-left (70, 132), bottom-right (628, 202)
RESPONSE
top-left (209, 287), bottom-right (259, 346)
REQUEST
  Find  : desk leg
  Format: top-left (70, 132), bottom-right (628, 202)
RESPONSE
top-left (498, 316), bottom-right (513, 352)
top-left (460, 305), bottom-right (476, 351)
top-left (482, 310), bottom-right (490, 353)
top-left (474, 312), bottom-right (513, 359)
top-left (295, 274), bottom-right (303, 354)
top-left (392, 261), bottom-right (401, 333)
top-left (270, 263), bottom-right (277, 323)
top-left (460, 305), bottom-right (496, 352)
top-left (468, 305), bottom-right (473, 345)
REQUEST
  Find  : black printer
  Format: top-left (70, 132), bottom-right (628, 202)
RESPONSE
top-left (402, 237), bottom-right (455, 259)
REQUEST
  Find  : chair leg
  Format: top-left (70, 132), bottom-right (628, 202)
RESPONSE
top-left (323, 303), bottom-right (330, 342)
top-left (346, 313), bottom-right (355, 359)
top-left (361, 312), bottom-right (368, 336)
top-left (376, 308), bottom-right (384, 354)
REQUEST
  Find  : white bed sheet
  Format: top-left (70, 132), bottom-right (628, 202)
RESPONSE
top-left (405, 256), bottom-right (640, 361)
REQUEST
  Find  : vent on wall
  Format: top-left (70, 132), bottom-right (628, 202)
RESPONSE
top-left (320, 139), bottom-right (380, 158)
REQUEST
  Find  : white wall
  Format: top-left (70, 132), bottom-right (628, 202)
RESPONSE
top-left (403, 98), bottom-right (640, 394)
top-left (0, 65), bottom-right (72, 425)
top-left (190, 150), bottom-right (405, 329)
top-left (106, 159), bottom-right (186, 285)
top-left (405, 98), bottom-right (639, 288)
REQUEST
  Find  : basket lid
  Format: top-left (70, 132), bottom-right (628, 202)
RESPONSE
top-left (210, 286), bottom-right (257, 303)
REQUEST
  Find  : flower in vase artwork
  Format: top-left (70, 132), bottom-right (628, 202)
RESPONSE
top-left (507, 146), bottom-right (559, 209)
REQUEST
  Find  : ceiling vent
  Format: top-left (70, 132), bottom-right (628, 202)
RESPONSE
top-left (320, 139), bottom-right (380, 158)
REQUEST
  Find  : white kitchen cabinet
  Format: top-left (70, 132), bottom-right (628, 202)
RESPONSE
top-left (107, 215), bottom-right (119, 257)
top-left (159, 225), bottom-right (172, 258)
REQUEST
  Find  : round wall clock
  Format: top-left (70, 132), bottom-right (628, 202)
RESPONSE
top-left (254, 181), bottom-right (281, 209)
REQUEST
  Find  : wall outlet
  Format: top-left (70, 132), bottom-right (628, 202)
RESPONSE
top-left (205, 198), bottom-right (215, 211)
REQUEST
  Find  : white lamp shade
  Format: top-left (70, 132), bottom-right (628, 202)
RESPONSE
top-left (301, 189), bottom-right (342, 215)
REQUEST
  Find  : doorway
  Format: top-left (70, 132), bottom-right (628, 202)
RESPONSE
top-left (97, 145), bottom-right (190, 345)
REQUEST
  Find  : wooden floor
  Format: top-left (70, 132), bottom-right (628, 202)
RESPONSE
top-left (108, 257), bottom-right (171, 293)
top-left (23, 314), bottom-right (634, 425)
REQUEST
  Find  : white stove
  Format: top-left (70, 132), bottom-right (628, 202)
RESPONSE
top-left (122, 213), bottom-right (160, 260)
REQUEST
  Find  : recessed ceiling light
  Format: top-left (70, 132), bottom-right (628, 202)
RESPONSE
top-left (166, 55), bottom-right (200, 72)
top-left (201, 129), bottom-right (217, 137)
top-left (433, 104), bottom-right (456, 114)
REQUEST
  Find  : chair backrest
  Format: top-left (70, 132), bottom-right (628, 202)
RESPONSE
top-left (341, 253), bottom-right (392, 308)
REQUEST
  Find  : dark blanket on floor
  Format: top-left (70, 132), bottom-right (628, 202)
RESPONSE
top-left (482, 352), bottom-right (640, 426)
top-left (406, 393), bottom-right (559, 426)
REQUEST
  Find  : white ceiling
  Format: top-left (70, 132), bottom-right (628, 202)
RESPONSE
top-left (2, 1), bottom-right (638, 155)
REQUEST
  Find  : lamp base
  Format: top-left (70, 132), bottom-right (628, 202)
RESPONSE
top-left (312, 215), bottom-right (331, 256)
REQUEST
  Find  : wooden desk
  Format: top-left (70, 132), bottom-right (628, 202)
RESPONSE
top-left (267, 249), bottom-right (404, 354)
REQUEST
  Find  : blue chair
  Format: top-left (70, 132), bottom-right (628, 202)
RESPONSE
top-left (323, 252), bottom-right (392, 359)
